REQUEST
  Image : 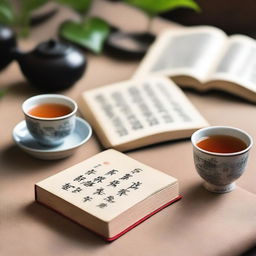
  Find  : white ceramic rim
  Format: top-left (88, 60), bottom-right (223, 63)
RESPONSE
top-left (191, 126), bottom-right (253, 157)
top-left (13, 117), bottom-right (92, 153)
top-left (22, 94), bottom-right (78, 121)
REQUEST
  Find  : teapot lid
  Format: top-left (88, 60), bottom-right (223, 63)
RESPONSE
top-left (35, 39), bottom-right (70, 57)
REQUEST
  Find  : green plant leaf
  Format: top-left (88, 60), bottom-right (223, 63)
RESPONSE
top-left (22, 0), bottom-right (49, 13)
top-left (123, 0), bottom-right (200, 16)
top-left (17, 0), bottom-right (48, 37)
top-left (0, 89), bottom-right (6, 98)
top-left (55, 0), bottom-right (92, 14)
top-left (0, 0), bottom-right (15, 25)
top-left (59, 17), bottom-right (111, 54)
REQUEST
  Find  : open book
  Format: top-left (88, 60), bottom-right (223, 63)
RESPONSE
top-left (79, 76), bottom-right (208, 151)
top-left (134, 26), bottom-right (256, 102)
top-left (35, 149), bottom-right (181, 241)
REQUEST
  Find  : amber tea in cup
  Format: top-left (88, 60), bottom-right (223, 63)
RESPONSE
top-left (28, 103), bottom-right (72, 118)
top-left (196, 135), bottom-right (247, 154)
top-left (191, 126), bottom-right (253, 193)
top-left (23, 94), bottom-right (77, 146)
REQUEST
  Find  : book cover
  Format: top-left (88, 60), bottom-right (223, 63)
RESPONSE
top-left (79, 76), bottom-right (208, 151)
top-left (35, 149), bottom-right (181, 241)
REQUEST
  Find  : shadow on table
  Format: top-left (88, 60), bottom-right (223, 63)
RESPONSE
top-left (0, 144), bottom-right (65, 175)
top-left (24, 201), bottom-right (108, 247)
top-left (181, 184), bottom-right (256, 256)
top-left (180, 182), bottom-right (223, 213)
top-left (182, 87), bottom-right (254, 105)
top-left (1, 80), bottom-right (38, 95)
top-left (23, 183), bottom-right (256, 253)
top-left (2, 78), bottom-right (74, 98)
top-left (240, 246), bottom-right (256, 256)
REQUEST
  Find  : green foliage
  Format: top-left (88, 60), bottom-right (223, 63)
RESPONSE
top-left (59, 17), bottom-right (111, 54)
top-left (55, 0), bottom-right (92, 14)
top-left (19, 0), bottom-right (48, 36)
top-left (0, 0), bottom-right (201, 53)
top-left (0, 0), bottom-right (15, 25)
top-left (22, 0), bottom-right (48, 13)
top-left (0, 0), bottom-right (49, 36)
top-left (123, 0), bottom-right (200, 16)
top-left (0, 0), bottom-right (92, 32)
top-left (0, 89), bottom-right (6, 98)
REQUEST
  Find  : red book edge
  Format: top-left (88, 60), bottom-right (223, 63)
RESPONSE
top-left (35, 185), bottom-right (182, 242)
top-left (106, 195), bottom-right (182, 241)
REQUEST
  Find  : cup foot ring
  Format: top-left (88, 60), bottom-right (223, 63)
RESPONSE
top-left (203, 182), bottom-right (236, 193)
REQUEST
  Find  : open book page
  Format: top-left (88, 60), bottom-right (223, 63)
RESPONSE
top-left (79, 76), bottom-right (208, 150)
top-left (207, 35), bottom-right (256, 92)
top-left (133, 26), bottom-right (227, 83)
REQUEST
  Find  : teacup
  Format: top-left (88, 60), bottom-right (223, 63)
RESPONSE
top-left (22, 94), bottom-right (77, 147)
top-left (191, 126), bottom-right (253, 193)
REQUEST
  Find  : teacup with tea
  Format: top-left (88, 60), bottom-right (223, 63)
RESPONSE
top-left (191, 126), bottom-right (253, 193)
top-left (22, 94), bottom-right (77, 146)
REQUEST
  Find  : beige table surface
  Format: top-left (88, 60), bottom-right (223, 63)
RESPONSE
top-left (1, 1), bottom-right (256, 256)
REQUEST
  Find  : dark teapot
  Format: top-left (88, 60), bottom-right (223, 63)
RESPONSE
top-left (13, 39), bottom-right (87, 91)
top-left (0, 25), bottom-right (16, 70)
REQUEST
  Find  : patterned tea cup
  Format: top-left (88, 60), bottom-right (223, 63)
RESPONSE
top-left (22, 94), bottom-right (77, 147)
top-left (191, 126), bottom-right (253, 193)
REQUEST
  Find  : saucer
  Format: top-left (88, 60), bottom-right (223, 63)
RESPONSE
top-left (13, 117), bottom-right (92, 160)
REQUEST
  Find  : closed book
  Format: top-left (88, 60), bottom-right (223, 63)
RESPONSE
top-left (35, 149), bottom-right (181, 241)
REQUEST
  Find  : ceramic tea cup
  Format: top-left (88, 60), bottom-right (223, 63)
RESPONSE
top-left (191, 126), bottom-right (253, 193)
top-left (22, 94), bottom-right (77, 147)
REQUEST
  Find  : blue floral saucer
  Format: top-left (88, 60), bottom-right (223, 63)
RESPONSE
top-left (13, 117), bottom-right (92, 160)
